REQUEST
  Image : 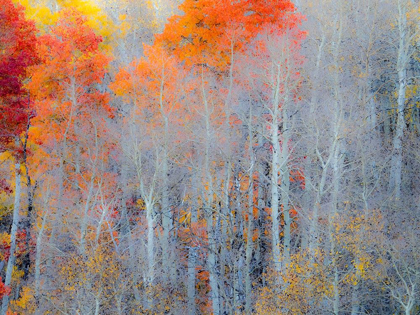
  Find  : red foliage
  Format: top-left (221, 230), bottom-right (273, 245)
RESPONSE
top-left (0, 0), bottom-right (38, 153)
top-left (0, 277), bottom-right (10, 299)
top-left (0, 230), bottom-right (28, 262)
top-left (0, 179), bottom-right (12, 195)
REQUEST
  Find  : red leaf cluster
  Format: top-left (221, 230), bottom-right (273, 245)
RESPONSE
top-left (0, 0), bottom-right (38, 152)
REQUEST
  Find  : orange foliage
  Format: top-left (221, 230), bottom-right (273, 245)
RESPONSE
top-left (156, 0), bottom-right (300, 70)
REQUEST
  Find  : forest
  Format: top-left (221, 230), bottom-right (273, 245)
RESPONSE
top-left (0, 0), bottom-right (419, 314)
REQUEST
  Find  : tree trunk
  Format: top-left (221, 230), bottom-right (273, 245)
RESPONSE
top-left (1, 162), bottom-right (22, 315)
top-left (281, 107), bottom-right (291, 268)
top-left (389, 0), bottom-right (408, 200)
top-left (35, 189), bottom-right (51, 311)
top-left (271, 120), bottom-right (282, 275)
top-left (146, 201), bottom-right (155, 286)
top-left (245, 110), bottom-right (255, 314)
top-left (202, 68), bottom-right (220, 315)
top-left (187, 247), bottom-right (196, 315)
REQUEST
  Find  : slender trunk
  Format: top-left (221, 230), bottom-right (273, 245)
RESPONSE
top-left (307, 35), bottom-right (325, 256)
top-left (161, 120), bottom-right (172, 284)
top-left (187, 247), bottom-right (196, 315)
top-left (22, 123), bottom-right (34, 280)
top-left (121, 161), bottom-right (142, 303)
top-left (80, 178), bottom-right (95, 255)
top-left (271, 122), bottom-right (281, 274)
top-left (330, 142), bottom-right (341, 315)
top-left (350, 281), bottom-right (360, 315)
top-left (281, 107), bottom-right (291, 267)
top-left (389, 0), bottom-right (408, 200)
top-left (45, 156), bottom-right (64, 288)
top-left (35, 190), bottom-right (50, 307)
top-left (202, 68), bottom-right (220, 315)
top-left (270, 62), bottom-right (284, 275)
top-left (146, 201), bottom-right (155, 286)
top-left (79, 125), bottom-right (99, 255)
top-left (187, 177), bottom-right (199, 315)
top-left (1, 162), bottom-right (22, 315)
top-left (94, 296), bottom-right (100, 315)
top-left (159, 60), bottom-right (173, 285)
top-left (116, 295), bottom-right (123, 315)
top-left (254, 131), bottom-right (265, 278)
top-left (245, 109), bottom-right (255, 314)
top-left (330, 9), bottom-right (344, 313)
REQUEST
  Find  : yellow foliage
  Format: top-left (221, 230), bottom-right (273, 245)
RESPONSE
top-left (255, 249), bottom-right (330, 315)
top-left (10, 286), bottom-right (35, 314)
top-left (16, 0), bottom-right (117, 51)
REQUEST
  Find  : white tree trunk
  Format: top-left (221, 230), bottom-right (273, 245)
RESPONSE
top-left (202, 68), bottom-right (220, 315)
top-left (271, 120), bottom-right (282, 275)
top-left (146, 201), bottom-right (155, 286)
top-left (187, 247), bottom-right (196, 315)
top-left (281, 107), bottom-right (291, 267)
top-left (390, 0), bottom-right (409, 200)
top-left (1, 163), bottom-right (22, 315)
top-left (245, 110), bottom-right (255, 314)
top-left (35, 193), bottom-right (50, 309)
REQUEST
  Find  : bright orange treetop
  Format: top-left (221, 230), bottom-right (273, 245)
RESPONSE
top-left (155, 0), bottom-right (301, 70)
top-left (27, 9), bottom-right (112, 148)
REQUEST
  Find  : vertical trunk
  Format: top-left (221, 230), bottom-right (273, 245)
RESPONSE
top-left (116, 295), bottom-right (123, 315)
top-left (79, 178), bottom-right (95, 255)
top-left (121, 160), bottom-right (142, 303)
top-left (161, 125), bottom-right (173, 285)
top-left (332, 262), bottom-right (340, 315)
top-left (206, 181), bottom-right (219, 315)
top-left (94, 296), bottom-right (100, 315)
top-left (307, 34), bottom-right (325, 256)
top-left (254, 131), bottom-right (265, 278)
top-left (271, 121), bottom-right (282, 274)
top-left (220, 165), bottom-right (231, 312)
top-left (301, 157), bottom-right (311, 251)
top-left (244, 193), bottom-right (253, 314)
top-left (330, 142), bottom-right (342, 315)
top-left (351, 281), bottom-right (360, 315)
top-left (79, 125), bottom-right (99, 255)
top-left (146, 201), bottom-right (155, 286)
top-left (245, 110), bottom-right (255, 314)
top-left (187, 179), bottom-right (199, 315)
top-left (144, 198), bottom-right (155, 310)
top-left (1, 162), bottom-right (22, 315)
top-left (159, 60), bottom-right (173, 285)
top-left (22, 124), bottom-right (34, 280)
top-left (329, 8), bottom-right (344, 313)
top-left (202, 68), bottom-right (220, 315)
top-left (35, 191), bottom-right (50, 308)
top-left (45, 156), bottom-right (64, 289)
top-left (389, 0), bottom-right (408, 200)
top-left (232, 168), bottom-right (244, 311)
top-left (270, 62), bottom-right (284, 275)
top-left (187, 247), bottom-right (196, 315)
top-left (281, 107), bottom-right (291, 267)
top-left (22, 178), bottom-right (34, 279)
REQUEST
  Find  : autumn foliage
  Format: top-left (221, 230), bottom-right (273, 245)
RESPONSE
top-left (0, 0), bottom-right (419, 314)
top-left (0, 0), bottom-right (37, 153)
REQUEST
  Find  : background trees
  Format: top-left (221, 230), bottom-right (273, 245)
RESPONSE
top-left (0, 0), bottom-right (418, 314)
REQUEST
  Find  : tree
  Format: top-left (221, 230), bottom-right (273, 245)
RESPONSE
top-left (0, 0), bottom-right (37, 153)
top-left (26, 8), bottom-right (114, 312)
top-left (0, 1), bottom-right (37, 313)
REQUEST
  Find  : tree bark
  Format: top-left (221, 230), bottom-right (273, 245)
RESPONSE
top-left (1, 162), bottom-right (22, 315)
top-left (389, 1), bottom-right (408, 200)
